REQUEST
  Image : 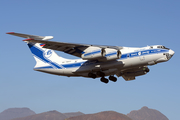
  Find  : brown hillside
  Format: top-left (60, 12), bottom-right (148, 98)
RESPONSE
top-left (12, 110), bottom-right (67, 120)
top-left (0, 108), bottom-right (36, 120)
top-left (127, 106), bottom-right (169, 120)
top-left (63, 112), bottom-right (84, 118)
top-left (67, 111), bottom-right (132, 120)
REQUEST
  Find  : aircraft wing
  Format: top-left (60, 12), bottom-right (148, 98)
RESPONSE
top-left (7, 32), bottom-right (123, 58)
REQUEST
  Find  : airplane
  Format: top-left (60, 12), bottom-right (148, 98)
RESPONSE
top-left (7, 32), bottom-right (175, 83)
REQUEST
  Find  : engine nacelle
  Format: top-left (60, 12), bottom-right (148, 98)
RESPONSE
top-left (99, 48), bottom-right (121, 61)
top-left (81, 47), bottom-right (121, 61)
top-left (81, 47), bottom-right (106, 60)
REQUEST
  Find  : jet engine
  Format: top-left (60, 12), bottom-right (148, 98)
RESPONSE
top-left (99, 48), bottom-right (121, 61)
top-left (81, 47), bottom-right (106, 60)
top-left (81, 47), bottom-right (121, 61)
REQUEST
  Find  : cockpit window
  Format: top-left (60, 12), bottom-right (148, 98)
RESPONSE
top-left (157, 46), bottom-right (169, 50)
top-left (157, 46), bottom-right (162, 48)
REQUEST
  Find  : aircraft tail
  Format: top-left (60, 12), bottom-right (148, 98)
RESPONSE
top-left (7, 32), bottom-right (67, 69)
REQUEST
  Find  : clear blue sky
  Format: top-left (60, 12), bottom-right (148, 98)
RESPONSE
top-left (1, 0), bottom-right (179, 119)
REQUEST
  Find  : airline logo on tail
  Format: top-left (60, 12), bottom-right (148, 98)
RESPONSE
top-left (27, 43), bottom-right (63, 69)
top-left (44, 50), bottom-right (52, 58)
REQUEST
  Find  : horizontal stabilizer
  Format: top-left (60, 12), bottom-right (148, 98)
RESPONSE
top-left (6, 32), bottom-right (53, 40)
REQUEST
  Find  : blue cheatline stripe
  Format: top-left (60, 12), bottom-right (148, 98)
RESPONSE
top-left (34, 66), bottom-right (54, 69)
top-left (120, 49), bottom-right (168, 59)
top-left (61, 49), bottom-right (168, 67)
top-left (28, 43), bottom-right (62, 69)
top-left (104, 49), bottom-right (168, 58)
top-left (84, 50), bottom-right (101, 57)
top-left (105, 52), bottom-right (117, 57)
top-left (121, 54), bottom-right (127, 59)
top-left (28, 43), bottom-right (169, 69)
top-left (62, 62), bottom-right (84, 68)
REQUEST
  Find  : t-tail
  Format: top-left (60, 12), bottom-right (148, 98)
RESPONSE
top-left (6, 32), bottom-right (67, 69)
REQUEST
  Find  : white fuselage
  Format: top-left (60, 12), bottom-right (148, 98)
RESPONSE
top-left (35, 45), bottom-right (174, 78)
top-left (7, 32), bottom-right (175, 82)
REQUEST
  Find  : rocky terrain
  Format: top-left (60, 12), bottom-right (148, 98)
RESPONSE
top-left (0, 108), bottom-right (35, 120)
top-left (127, 106), bottom-right (169, 120)
top-left (0, 106), bottom-right (168, 120)
top-left (66, 111), bottom-right (132, 120)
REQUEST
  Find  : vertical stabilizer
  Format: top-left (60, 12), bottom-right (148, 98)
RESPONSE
top-left (26, 42), bottom-right (67, 69)
top-left (6, 32), bottom-right (67, 69)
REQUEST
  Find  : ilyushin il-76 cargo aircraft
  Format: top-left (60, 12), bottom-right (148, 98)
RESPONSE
top-left (7, 32), bottom-right (175, 83)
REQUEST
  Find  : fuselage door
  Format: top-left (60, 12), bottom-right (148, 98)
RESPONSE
top-left (138, 51), bottom-right (145, 61)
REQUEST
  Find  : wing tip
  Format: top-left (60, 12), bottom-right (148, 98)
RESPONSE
top-left (6, 32), bottom-right (15, 34)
